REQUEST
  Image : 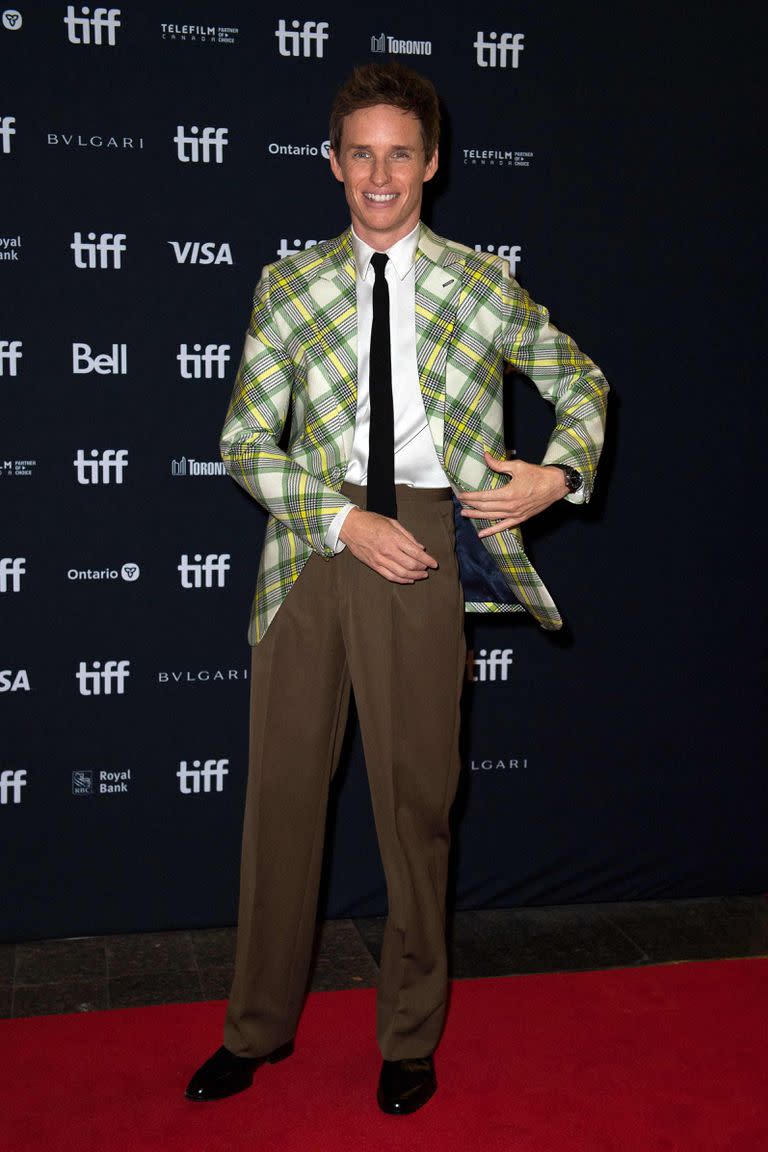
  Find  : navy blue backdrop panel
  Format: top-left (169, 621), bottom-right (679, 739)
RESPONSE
top-left (1, 2), bottom-right (766, 942)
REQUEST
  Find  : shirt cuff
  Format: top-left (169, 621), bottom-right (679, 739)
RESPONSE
top-left (324, 503), bottom-right (356, 553)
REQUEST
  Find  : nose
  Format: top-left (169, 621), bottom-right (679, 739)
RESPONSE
top-left (371, 155), bottom-right (390, 185)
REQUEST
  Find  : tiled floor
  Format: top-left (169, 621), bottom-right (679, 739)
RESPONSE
top-left (2, 896), bottom-right (767, 1019)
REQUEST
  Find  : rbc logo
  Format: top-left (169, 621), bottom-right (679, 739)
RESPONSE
top-left (174, 126), bottom-right (228, 164)
top-left (168, 241), bottom-right (233, 265)
top-left (76, 659), bottom-right (130, 695)
top-left (72, 342), bottom-right (127, 374)
top-left (73, 448), bottom-right (129, 484)
top-left (0, 115), bottom-right (16, 153)
top-left (275, 19), bottom-right (329, 58)
top-left (474, 244), bottom-right (522, 276)
top-left (178, 553), bottom-right (230, 588)
top-left (474, 31), bottom-right (525, 69)
top-left (71, 232), bottom-right (126, 269)
top-left (176, 343), bottom-right (230, 379)
top-left (466, 648), bottom-right (514, 682)
top-left (177, 759), bottom-right (229, 794)
top-left (0, 340), bottom-right (22, 375)
top-left (0, 769), bottom-right (26, 805)
top-left (277, 238), bottom-right (319, 260)
top-left (0, 557), bottom-right (25, 592)
top-left (63, 6), bottom-right (121, 46)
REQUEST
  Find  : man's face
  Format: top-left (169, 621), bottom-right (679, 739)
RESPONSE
top-left (329, 103), bottom-right (438, 250)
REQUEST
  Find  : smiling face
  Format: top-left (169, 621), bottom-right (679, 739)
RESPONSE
top-left (329, 103), bottom-right (438, 250)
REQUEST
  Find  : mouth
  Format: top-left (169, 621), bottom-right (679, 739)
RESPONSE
top-left (364, 192), bottom-right (399, 203)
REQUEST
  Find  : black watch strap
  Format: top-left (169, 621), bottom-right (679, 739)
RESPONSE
top-left (548, 463), bottom-right (583, 494)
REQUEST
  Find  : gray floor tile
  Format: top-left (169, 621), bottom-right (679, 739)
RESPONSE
top-left (189, 927), bottom-right (237, 968)
top-left (14, 938), bottom-right (106, 985)
top-left (105, 931), bottom-right (197, 976)
top-left (109, 968), bottom-right (203, 1009)
top-left (352, 916), bottom-right (385, 967)
top-left (310, 919), bottom-right (379, 990)
top-left (13, 979), bottom-right (108, 1017)
top-left (0, 984), bottom-right (13, 1018)
top-left (0, 944), bottom-right (15, 985)
top-left (199, 964), bottom-right (234, 1001)
top-left (597, 896), bottom-right (768, 963)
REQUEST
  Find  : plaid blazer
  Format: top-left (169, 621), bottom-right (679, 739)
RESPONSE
top-left (220, 224), bottom-right (608, 644)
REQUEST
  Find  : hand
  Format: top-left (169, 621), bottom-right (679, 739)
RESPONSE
top-left (458, 451), bottom-right (567, 538)
top-left (339, 507), bottom-right (438, 583)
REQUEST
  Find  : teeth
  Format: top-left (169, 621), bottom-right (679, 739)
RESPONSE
top-left (365, 193), bottom-right (397, 202)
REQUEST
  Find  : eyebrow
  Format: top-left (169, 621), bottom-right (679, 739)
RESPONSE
top-left (346, 143), bottom-right (417, 150)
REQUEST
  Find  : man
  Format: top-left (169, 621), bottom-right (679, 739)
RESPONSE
top-left (186, 61), bottom-right (608, 1114)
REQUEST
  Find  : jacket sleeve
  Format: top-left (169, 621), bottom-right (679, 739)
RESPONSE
top-left (219, 266), bottom-right (352, 555)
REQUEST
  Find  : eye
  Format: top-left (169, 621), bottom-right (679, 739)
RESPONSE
top-left (391, 150), bottom-right (413, 161)
top-left (352, 149), bottom-right (371, 160)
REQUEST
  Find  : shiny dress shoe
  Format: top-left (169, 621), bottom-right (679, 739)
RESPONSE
top-left (377, 1056), bottom-right (437, 1115)
top-left (185, 1040), bottom-right (294, 1101)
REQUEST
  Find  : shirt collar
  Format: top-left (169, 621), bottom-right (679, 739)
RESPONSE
top-left (351, 222), bottom-right (420, 281)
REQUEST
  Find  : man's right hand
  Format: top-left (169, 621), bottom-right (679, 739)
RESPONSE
top-left (339, 507), bottom-right (438, 584)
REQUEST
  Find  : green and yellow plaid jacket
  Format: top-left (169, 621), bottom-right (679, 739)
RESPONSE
top-left (220, 224), bottom-right (608, 644)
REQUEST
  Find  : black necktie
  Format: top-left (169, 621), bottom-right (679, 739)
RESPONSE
top-left (367, 252), bottom-right (397, 518)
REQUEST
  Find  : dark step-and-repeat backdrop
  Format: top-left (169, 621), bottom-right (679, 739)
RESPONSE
top-left (2, 3), bottom-right (765, 941)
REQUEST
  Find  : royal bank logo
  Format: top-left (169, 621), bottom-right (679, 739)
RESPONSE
top-left (268, 140), bottom-right (330, 159)
top-left (76, 659), bottom-right (130, 695)
top-left (160, 21), bottom-right (239, 45)
top-left (0, 339), bottom-right (22, 375)
top-left (174, 125), bottom-right (228, 163)
top-left (48, 132), bottom-right (143, 150)
top-left (71, 232), bottom-right (126, 269)
top-left (275, 18), bottom-right (328, 58)
top-left (2, 10), bottom-right (23, 31)
top-left (177, 343), bottom-right (230, 379)
top-left (168, 241), bottom-right (233, 265)
top-left (178, 553), bottom-right (230, 588)
top-left (64, 6), bottom-right (121, 46)
top-left (474, 31), bottom-right (525, 69)
top-left (67, 563), bottom-right (140, 582)
top-left (470, 757), bottom-right (529, 772)
top-left (474, 244), bottom-right (522, 276)
top-left (177, 758), bottom-right (229, 793)
top-left (72, 770), bottom-right (93, 795)
top-left (171, 456), bottom-right (226, 477)
top-left (0, 556), bottom-right (25, 592)
top-left (73, 448), bottom-right (128, 484)
top-left (0, 769), bottom-right (26, 804)
top-left (0, 115), bottom-right (16, 153)
top-left (1, 235), bottom-right (21, 261)
top-left (72, 769), bottom-right (131, 794)
top-left (0, 668), bottom-right (30, 692)
top-left (463, 147), bottom-right (533, 169)
top-left (370, 32), bottom-right (431, 56)
top-left (276, 237), bottom-right (320, 260)
top-left (466, 648), bottom-right (514, 682)
top-left (73, 342), bottom-right (128, 374)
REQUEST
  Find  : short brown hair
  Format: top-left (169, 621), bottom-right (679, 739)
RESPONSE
top-left (329, 61), bottom-right (440, 160)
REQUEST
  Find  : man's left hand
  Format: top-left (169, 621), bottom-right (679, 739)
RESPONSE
top-left (458, 451), bottom-right (567, 538)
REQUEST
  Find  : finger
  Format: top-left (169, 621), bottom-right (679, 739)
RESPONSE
top-left (477, 517), bottom-right (521, 538)
top-left (388, 522), bottom-right (438, 568)
top-left (460, 503), bottom-right (522, 519)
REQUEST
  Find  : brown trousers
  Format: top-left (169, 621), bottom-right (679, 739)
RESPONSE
top-left (224, 484), bottom-right (466, 1061)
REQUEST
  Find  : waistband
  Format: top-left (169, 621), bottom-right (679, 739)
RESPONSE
top-left (341, 482), bottom-right (453, 505)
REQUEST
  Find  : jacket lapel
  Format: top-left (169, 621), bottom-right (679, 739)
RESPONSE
top-left (308, 231), bottom-right (359, 466)
top-left (414, 225), bottom-right (464, 466)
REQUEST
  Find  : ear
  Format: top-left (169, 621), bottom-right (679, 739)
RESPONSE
top-left (423, 147), bottom-right (439, 183)
top-left (329, 148), bottom-right (344, 183)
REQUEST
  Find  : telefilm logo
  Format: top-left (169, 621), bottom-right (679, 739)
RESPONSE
top-left (463, 148), bottom-right (533, 169)
top-left (0, 339), bottom-right (22, 375)
top-left (71, 232), bottom-right (126, 269)
top-left (48, 132), bottom-right (143, 150)
top-left (73, 343), bottom-right (127, 374)
top-left (0, 668), bottom-right (30, 692)
top-left (474, 31), bottom-right (525, 69)
top-left (0, 115), bottom-right (16, 153)
top-left (171, 456), bottom-right (226, 477)
top-left (177, 343), bottom-right (230, 379)
top-left (76, 659), bottom-right (130, 695)
top-left (168, 241), bottom-right (233, 265)
top-left (465, 648), bottom-right (514, 682)
top-left (0, 769), bottom-right (26, 805)
top-left (160, 22), bottom-right (239, 45)
top-left (73, 448), bottom-right (128, 484)
top-left (470, 757), bottom-right (529, 772)
top-left (0, 557), bottom-right (25, 592)
top-left (2, 10), bottom-right (23, 31)
top-left (64, 6), bottom-right (121, 46)
top-left (474, 244), bottom-right (522, 277)
top-left (268, 140), bottom-right (330, 159)
top-left (158, 666), bottom-right (248, 685)
top-left (370, 33), bottom-right (431, 56)
top-left (1, 235), bottom-right (21, 261)
top-left (0, 458), bottom-right (37, 478)
top-left (178, 553), bottom-right (230, 588)
top-left (177, 759), bottom-right (229, 793)
top-left (67, 563), bottom-right (140, 582)
top-left (174, 126), bottom-right (228, 163)
top-left (276, 237), bottom-right (320, 259)
top-left (275, 19), bottom-right (328, 58)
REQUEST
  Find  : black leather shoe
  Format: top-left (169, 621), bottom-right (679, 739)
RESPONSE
top-left (377, 1056), bottom-right (437, 1115)
top-left (185, 1041), bottom-right (294, 1101)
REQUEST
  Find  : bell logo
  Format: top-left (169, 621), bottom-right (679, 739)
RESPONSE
top-left (176, 343), bottom-right (230, 379)
top-left (275, 19), bottom-right (329, 58)
top-left (76, 659), bottom-right (131, 695)
top-left (73, 448), bottom-right (128, 484)
top-left (466, 648), bottom-right (514, 682)
top-left (475, 244), bottom-right (522, 277)
top-left (0, 340), bottom-right (22, 375)
top-left (63, 6), bottom-right (121, 46)
top-left (0, 115), bottom-right (16, 153)
top-left (0, 557), bottom-right (25, 592)
top-left (0, 669), bottom-right (31, 692)
top-left (71, 232), bottom-right (127, 269)
top-left (174, 126), bottom-right (228, 164)
top-left (72, 342), bottom-right (128, 374)
top-left (168, 241), bottom-right (233, 265)
top-left (276, 237), bottom-right (319, 260)
top-left (178, 553), bottom-right (230, 588)
top-left (474, 31), bottom-right (525, 69)
top-left (0, 769), bottom-right (27, 805)
top-left (177, 758), bottom-right (229, 793)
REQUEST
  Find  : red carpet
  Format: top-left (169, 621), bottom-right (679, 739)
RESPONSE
top-left (2, 959), bottom-right (767, 1152)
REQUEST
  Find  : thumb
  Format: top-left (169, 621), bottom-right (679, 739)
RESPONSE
top-left (483, 449), bottom-right (512, 473)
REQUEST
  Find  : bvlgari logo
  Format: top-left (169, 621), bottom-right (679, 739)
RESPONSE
top-left (470, 757), bottom-right (529, 771)
top-left (47, 133), bottom-right (144, 150)
top-left (158, 667), bottom-right (248, 685)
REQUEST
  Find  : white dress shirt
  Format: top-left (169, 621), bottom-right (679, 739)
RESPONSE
top-left (324, 224), bottom-right (451, 552)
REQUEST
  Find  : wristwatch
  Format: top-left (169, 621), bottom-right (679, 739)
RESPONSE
top-left (547, 463), bottom-right (583, 494)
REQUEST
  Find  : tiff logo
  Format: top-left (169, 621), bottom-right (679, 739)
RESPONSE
top-left (0, 115), bottom-right (16, 154)
top-left (0, 340), bottom-right (22, 375)
top-left (73, 448), bottom-right (129, 484)
top-left (276, 237), bottom-right (319, 260)
top-left (474, 31), bottom-right (525, 69)
top-left (0, 769), bottom-right (26, 805)
top-left (76, 659), bottom-right (130, 695)
top-left (466, 648), bottom-right (514, 682)
top-left (71, 231), bottom-right (126, 269)
top-left (275, 19), bottom-right (328, 58)
top-left (177, 758), bottom-right (229, 793)
top-left (0, 557), bottom-right (26, 592)
top-left (174, 126), bottom-right (228, 163)
top-left (475, 244), bottom-right (522, 276)
top-left (64, 6), bottom-right (121, 45)
top-left (72, 342), bottom-right (127, 374)
top-left (177, 343), bottom-right (230, 379)
top-left (178, 553), bottom-right (230, 588)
